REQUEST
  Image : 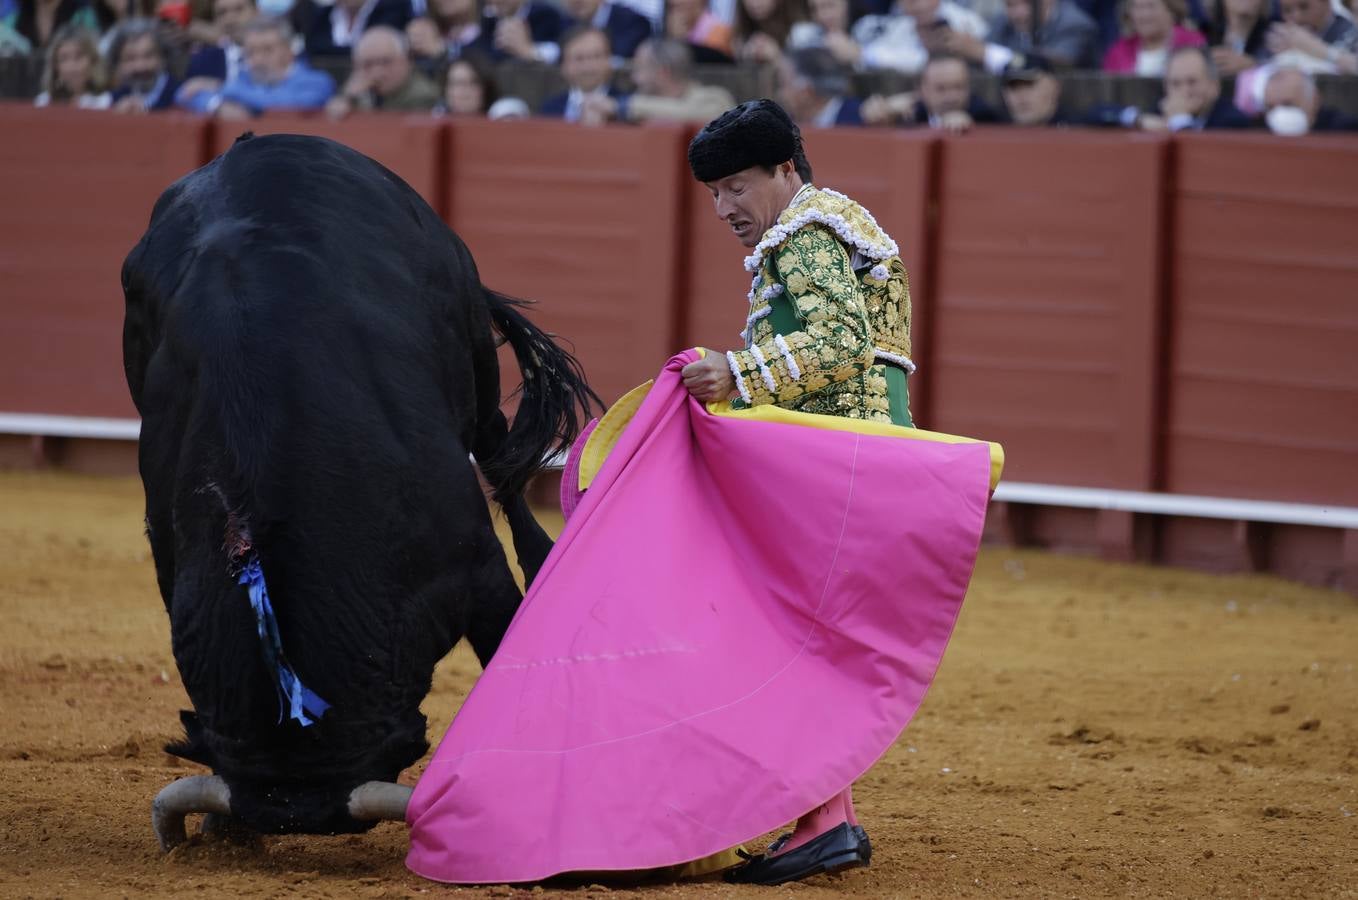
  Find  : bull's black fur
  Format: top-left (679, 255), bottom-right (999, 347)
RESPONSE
top-left (121, 133), bottom-right (597, 837)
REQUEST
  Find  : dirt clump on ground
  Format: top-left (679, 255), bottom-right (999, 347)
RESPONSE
top-left (0, 472), bottom-right (1354, 899)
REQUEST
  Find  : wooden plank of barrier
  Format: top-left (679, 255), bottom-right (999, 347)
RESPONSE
top-left (445, 120), bottom-right (688, 411)
top-left (679, 128), bottom-right (935, 422)
top-left (208, 113), bottom-right (448, 217)
top-left (1167, 132), bottom-right (1358, 507)
top-left (928, 130), bottom-right (1168, 490)
top-left (0, 107), bottom-right (207, 420)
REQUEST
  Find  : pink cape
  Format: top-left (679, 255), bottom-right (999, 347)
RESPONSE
top-left (406, 351), bottom-right (995, 884)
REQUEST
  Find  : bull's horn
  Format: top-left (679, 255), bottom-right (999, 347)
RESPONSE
top-left (152, 775), bottom-right (232, 851)
top-left (347, 782), bottom-right (413, 823)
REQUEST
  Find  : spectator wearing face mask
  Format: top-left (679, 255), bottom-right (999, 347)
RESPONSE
top-left (1256, 63), bottom-right (1358, 133)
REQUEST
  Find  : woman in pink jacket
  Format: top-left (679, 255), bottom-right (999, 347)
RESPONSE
top-left (1103, 0), bottom-right (1206, 76)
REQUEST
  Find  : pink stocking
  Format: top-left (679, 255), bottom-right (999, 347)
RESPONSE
top-left (771, 787), bottom-right (855, 856)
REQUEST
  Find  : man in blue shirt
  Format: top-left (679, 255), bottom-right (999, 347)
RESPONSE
top-left (182, 17), bottom-right (335, 117)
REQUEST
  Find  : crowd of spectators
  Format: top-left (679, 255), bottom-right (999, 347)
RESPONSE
top-left (4, 0), bottom-right (1355, 132)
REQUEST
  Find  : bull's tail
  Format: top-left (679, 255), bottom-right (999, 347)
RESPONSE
top-left (477, 289), bottom-right (600, 507)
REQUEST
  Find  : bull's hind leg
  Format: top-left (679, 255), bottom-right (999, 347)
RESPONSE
top-left (466, 531), bottom-right (526, 668)
top-left (501, 494), bottom-right (553, 587)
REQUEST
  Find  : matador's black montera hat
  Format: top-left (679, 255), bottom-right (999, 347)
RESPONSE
top-left (687, 99), bottom-right (802, 183)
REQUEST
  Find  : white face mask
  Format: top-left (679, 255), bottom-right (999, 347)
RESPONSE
top-left (1265, 105), bottom-right (1310, 136)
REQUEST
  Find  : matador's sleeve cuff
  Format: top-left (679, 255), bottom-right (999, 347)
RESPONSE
top-left (727, 344), bottom-right (785, 407)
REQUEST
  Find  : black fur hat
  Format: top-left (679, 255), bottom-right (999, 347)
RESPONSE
top-left (687, 99), bottom-right (802, 183)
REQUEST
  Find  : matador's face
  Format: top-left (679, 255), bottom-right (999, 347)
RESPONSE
top-left (704, 162), bottom-right (801, 248)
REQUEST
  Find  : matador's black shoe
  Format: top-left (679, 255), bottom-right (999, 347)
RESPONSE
top-left (724, 822), bottom-right (870, 886)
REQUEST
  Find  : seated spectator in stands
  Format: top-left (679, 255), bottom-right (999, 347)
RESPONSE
top-left (1103, 0), bottom-right (1205, 74)
top-left (1139, 45), bottom-right (1251, 128)
top-left (562, 0), bottom-right (653, 59)
top-left (5, 0), bottom-right (109, 51)
top-left (1264, 0), bottom-right (1358, 71)
top-left (1088, 44), bottom-right (1250, 126)
top-left (181, 17), bottom-right (335, 116)
top-left (437, 52), bottom-right (499, 113)
top-left (863, 53), bottom-right (1003, 128)
top-left (945, 0), bottom-right (1101, 70)
top-left (733, 0), bottom-right (808, 63)
top-left (850, 0), bottom-right (988, 74)
top-left (407, 0), bottom-right (483, 67)
top-left (326, 24), bottom-right (440, 114)
top-left (664, 0), bottom-right (734, 61)
top-left (998, 54), bottom-right (1073, 124)
top-left (468, 0), bottom-right (573, 63)
top-left (1204, 0), bottom-right (1270, 74)
top-left (579, 36), bottom-right (734, 122)
top-left (34, 23), bottom-right (109, 106)
top-left (1259, 63), bottom-right (1358, 132)
top-left (176, 0), bottom-right (258, 108)
top-left (541, 26), bottom-right (625, 119)
top-left (181, 0), bottom-right (257, 85)
top-left (776, 44), bottom-right (864, 125)
top-left (304, 0), bottom-right (412, 58)
top-left (108, 18), bottom-right (180, 111)
top-left (787, 0), bottom-right (860, 68)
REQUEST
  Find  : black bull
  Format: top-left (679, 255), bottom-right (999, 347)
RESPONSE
top-left (121, 133), bottom-right (596, 847)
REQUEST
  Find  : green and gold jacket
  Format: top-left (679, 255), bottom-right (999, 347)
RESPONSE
top-left (726, 185), bottom-right (915, 426)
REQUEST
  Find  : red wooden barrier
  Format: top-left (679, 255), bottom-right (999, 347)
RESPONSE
top-left (928, 130), bottom-right (1168, 489)
top-left (679, 129), bottom-right (935, 420)
top-left (445, 120), bottom-right (688, 409)
top-left (1166, 133), bottom-right (1358, 507)
top-left (208, 113), bottom-right (448, 217)
top-left (0, 107), bottom-right (207, 419)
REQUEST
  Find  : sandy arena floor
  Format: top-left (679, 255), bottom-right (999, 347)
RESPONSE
top-left (0, 471), bottom-right (1354, 899)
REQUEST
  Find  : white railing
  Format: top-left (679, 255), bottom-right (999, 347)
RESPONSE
top-left (5, 412), bottom-right (1355, 530)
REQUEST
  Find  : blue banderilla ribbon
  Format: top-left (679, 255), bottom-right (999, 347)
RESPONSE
top-left (238, 555), bottom-right (330, 727)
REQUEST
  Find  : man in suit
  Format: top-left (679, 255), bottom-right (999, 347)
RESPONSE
top-left (468, 0), bottom-right (573, 64)
top-left (909, 53), bottom-right (1003, 130)
top-left (776, 45), bottom-right (865, 127)
top-left (562, 0), bottom-right (651, 61)
top-left (1088, 46), bottom-right (1252, 131)
top-left (303, 0), bottom-right (413, 58)
top-left (540, 26), bottom-right (625, 120)
top-left (181, 0), bottom-right (258, 87)
top-left (108, 18), bottom-right (181, 113)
